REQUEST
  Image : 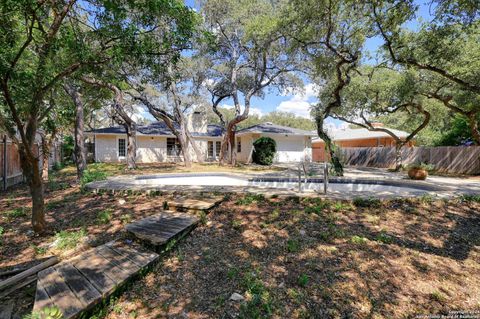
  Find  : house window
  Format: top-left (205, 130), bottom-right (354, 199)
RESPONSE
top-left (216, 141), bottom-right (221, 157)
top-left (167, 138), bottom-right (181, 156)
top-left (118, 138), bottom-right (126, 157)
top-left (237, 138), bottom-right (241, 153)
top-left (208, 141), bottom-right (214, 158)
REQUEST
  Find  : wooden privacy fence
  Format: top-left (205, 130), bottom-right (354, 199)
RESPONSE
top-left (339, 146), bottom-right (480, 175)
top-left (0, 139), bottom-right (26, 189)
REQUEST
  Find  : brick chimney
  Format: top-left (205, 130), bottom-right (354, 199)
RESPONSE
top-left (371, 122), bottom-right (384, 128)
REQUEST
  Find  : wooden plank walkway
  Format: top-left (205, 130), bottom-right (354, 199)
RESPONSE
top-left (32, 242), bottom-right (158, 318)
top-left (167, 196), bottom-right (223, 212)
top-left (126, 211), bottom-right (199, 245)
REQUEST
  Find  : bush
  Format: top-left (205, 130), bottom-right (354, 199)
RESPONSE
top-left (252, 137), bottom-right (276, 165)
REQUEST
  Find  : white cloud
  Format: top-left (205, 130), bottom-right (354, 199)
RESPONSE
top-left (276, 83), bottom-right (320, 119)
top-left (221, 104), bottom-right (263, 117)
top-left (277, 100), bottom-right (312, 118)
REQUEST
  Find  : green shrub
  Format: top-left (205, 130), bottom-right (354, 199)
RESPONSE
top-left (80, 169), bottom-right (108, 188)
top-left (252, 137), bottom-right (276, 165)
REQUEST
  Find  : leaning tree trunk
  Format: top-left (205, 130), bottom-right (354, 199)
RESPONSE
top-left (316, 118), bottom-right (343, 176)
top-left (19, 145), bottom-right (45, 233)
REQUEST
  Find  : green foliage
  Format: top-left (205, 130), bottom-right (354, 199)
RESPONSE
top-left (62, 135), bottom-right (75, 163)
top-left (4, 207), bottom-right (29, 219)
top-left (406, 162), bottom-right (435, 171)
top-left (352, 197), bottom-right (381, 208)
top-left (286, 239), bottom-right (300, 253)
top-left (24, 306), bottom-right (63, 319)
top-left (235, 194), bottom-right (265, 205)
top-left (239, 270), bottom-right (274, 318)
top-left (297, 274), bottom-right (309, 287)
top-left (375, 232), bottom-right (393, 244)
top-left (350, 235), bottom-right (368, 245)
top-left (252, 137), bottom-right (277, 165)
top-left (461, 194), bottom-right (480, 203)
top-left (0, 226), bottom-right (4, 245)
top-left (54, 229), bottom-right (87, 251)
top-left (97, 209), bottom-right (112, 225)
top-left (80, 168), bottom-right (108, 188)
top-left (436, 114), bottom-right (480, 146)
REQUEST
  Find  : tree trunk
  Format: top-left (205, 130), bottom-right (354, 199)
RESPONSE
top-left (19, 145), bottom-right (45, 233)
top-left (40, 136), bottom-right (50, 182)
top-left (125, 124), bottom-right (137, 170)
top-left (64, 84), bottom-right (87, 179)
top-left (467, 113), bottom-right (480, 145)
top-left (394, 143), bottom-right (403, 171)
top-left (230, 130), bottom-right (236, 166)
top-left (74, 91), bottom-right (86, 178)
top-left (219, 128), bottom-right (233, 166)
top-left (316, 118), bottom-right (343, 176)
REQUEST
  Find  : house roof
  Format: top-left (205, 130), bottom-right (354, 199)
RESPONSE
top-left (236, 122), bottom-right (316, 136)
top-left (86, 122), bottom-right (224, 137)
top-left (312, 127), bottom-right (409, 143)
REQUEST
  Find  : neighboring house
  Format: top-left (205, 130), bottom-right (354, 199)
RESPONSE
top-left (312, 123), bottom-right (412, 162)
top-left (236, 123), bottom-right (315, 163)
top-left (86, 117), bottom-right (315, 164)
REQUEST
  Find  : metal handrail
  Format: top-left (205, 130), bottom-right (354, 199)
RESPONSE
top-left (324, 162), bottom-right (329, 194)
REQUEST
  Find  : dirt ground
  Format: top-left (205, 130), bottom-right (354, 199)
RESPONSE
top-left (1, 164), bottom-right (479, 318)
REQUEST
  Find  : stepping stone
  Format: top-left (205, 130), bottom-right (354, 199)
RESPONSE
top-left (126, 211), bottom-right (199, 245)
top-left (32, 241), bottom-right (158, 318)
top-left (167, 196), bottom-right (223, 212)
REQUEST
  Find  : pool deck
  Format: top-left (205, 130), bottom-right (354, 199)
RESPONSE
top-left (85, 166), bottom-right (480, 199)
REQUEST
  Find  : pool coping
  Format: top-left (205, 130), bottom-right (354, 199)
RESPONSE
top-left (85, 172), bottom-right (464, 198)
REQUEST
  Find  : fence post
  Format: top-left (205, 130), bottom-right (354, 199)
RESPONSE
top-left (3, 135), bottom-right (7, 191)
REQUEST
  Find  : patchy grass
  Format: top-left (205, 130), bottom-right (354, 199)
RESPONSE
top-left (3, 207), bottom-right (29, 219)
top-left (54, 229), bottom-right (87, 251)
top-left (99, 195), bottom-right (480, 319)
top-left (353, 197), bottom-right (382, 208)
top-left (97, 209), bottom-right (113, 225)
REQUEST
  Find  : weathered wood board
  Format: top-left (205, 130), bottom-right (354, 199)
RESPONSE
top-left (125, 211), bottom-right (199, 245)
top-left (167, 196), bottom-right (223, 212)
top-left (32, 242), bottom-right (158, 318)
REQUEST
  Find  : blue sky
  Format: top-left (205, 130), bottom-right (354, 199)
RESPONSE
top-left (138, 1), bottom-right (434, 126)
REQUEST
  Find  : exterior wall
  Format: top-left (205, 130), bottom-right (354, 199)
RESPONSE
top-left (136, 136), bottom-right (166, 163)
top-left (236, 133), bottom-right (312, 163)
top-left (312, 137), bottom-right (414, 162)
top-left (95, 134), bottom-right (122, 162)
top-left (94, 134), bottom-right (223, 163)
